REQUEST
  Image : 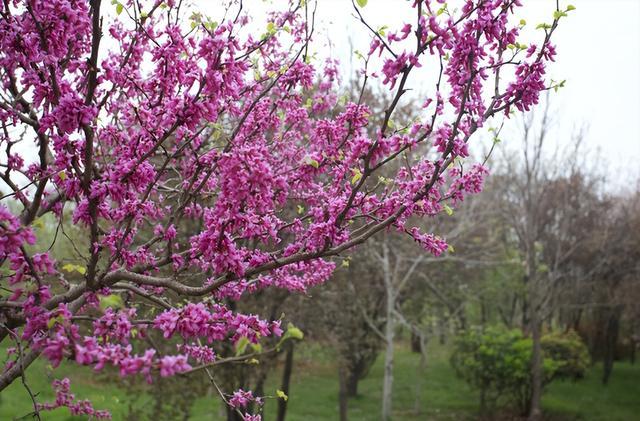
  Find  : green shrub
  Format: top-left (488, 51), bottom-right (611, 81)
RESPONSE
top-left (541, 330), bottom-right (590, 382)
top-left (450, 327), bottom-right (590, 414)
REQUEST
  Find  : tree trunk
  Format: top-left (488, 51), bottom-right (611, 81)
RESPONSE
top-left (480, 379), bottom-right (488, 415)
top-left (382, 301), bottom-right (395, 421)
top-left (380, 239), bottom-right (395, 421)
top-left (457, 310), bottom-right (468, 332)
top-left (413, 334), bottom-right (428, 414)
top-left (521, 291), bottom-right (529, 333)
top-left (438, 314), bottom-right (446, 345)
top-left (226, 406), bottom-right (242, 421)
top-left (602, 306), bottom-right (621, 385)
top-left (346, 369), bottom-right (359, 398)
top-left (480, 296), bottom-right (488, 331)
top-left (410, 331), bottom-right (421, 353)
top-left (338, 365), bottom-right (349, 421)
top-left (528, 315), bottom-right (543, 420)
top-left (276, 342), bottom-right (295, 421)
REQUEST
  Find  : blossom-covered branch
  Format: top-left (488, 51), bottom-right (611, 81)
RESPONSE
top-left (0, 0), bottom-right (566, 417)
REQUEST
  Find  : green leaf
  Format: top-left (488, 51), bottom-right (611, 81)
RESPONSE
top-left (276, 323), bottom-right (304, 350)
top-left (205, 20), bottom-right (218, 31)
top-left (351, 168), bottom-right (363, 185)
top-left (276, 390), bottom-right (288, 401)
top-left (99, 294), bottom-right (124, 311)
top-left (553, 10), bottom-right (567, 20)
top-left (356, 0), bottom-right (368, 8)
top-left (519, 19), bottom-right (526, 26)
top-left (62, 263), bottom-right (87, 275)
top-left (32, 217), bottom-right (45, 230)
top-left (304, 156), bottom-right (320, 168)
top-left (47, 315), bottom-right (64, 329)
top-left (566, 4), bottom-right (576, 11)
top-left (116, 3), bottom-right (123, 15)
top-left (235, 337), bottom-right (250, 357)
top-left (443, 204), bottom-right (454, 216)
top-left (284, 323), bottom-right (304, 340)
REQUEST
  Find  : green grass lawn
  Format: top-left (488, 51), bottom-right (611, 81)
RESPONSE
top-left (1, 341), bottom-right (638, 420)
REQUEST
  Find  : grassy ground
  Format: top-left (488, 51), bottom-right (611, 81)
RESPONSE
top-left (1, 341), bottom-right (638, 420)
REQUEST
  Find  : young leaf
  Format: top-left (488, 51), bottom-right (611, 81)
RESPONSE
top-left (304, 156), bottom-right (320, 168)
top-left (276, 390), bottom-right (289, 401)
top-left (99, 294), bottom-right (124, 311)
top-left (284, 323), bottom-right (304, 340)
top-left (235, 337), bottom-right (250, 357)
top-left (62, 263), bottom-right (87, 275)
top-left (356, 0), bottom-right (368, 8)
top-left (443, 204), bottom-right (454, 216)
top-left (351, 168), bottom-right (363, 185)
top-left (47, 315), bottom-right (64, 329)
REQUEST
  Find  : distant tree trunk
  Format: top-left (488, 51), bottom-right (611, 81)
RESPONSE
top-left (346, 369), bottom-right (359, 397)
top-left (457, 310), bottom-right (468, 332)
top-left (521, 291), bottom-right (529, 333)
top-left (602, 306), bottom-right (622, 385)
top-left (381, 240), bottom-right (395, 421)
top-left (410, 331), bottom-right (421, 353)
top-left (226, 374), bottom-right (244, 421)
top-left (413, 334), bottom-right (428, 414)
top-left (226, 406), bottom-right (242, 421)
top-left (248, 372), bottom-right (266, 414)
top-left (480, 297), bottom-right (488, 330)
top-left (528, 315), bottom-right (543, 420)
top-left (479, 379), bottom-right (488, 415)
top-left (338, 366), bottom-right (349, 421)
top-left (276, 342), bottom-right (295, 421)
top-left (382, 310), bottom-right (395, 421)
top-left (438, 312), bottom-right (446, 345)
top-left (571, 308), bottom-right (583, 332)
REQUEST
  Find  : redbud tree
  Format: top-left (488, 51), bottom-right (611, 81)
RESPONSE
top-left (0, 0), bottom-right (566, 418)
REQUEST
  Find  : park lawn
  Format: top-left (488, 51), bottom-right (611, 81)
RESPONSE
top-left (1, 341), bottom-right (639, 420)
